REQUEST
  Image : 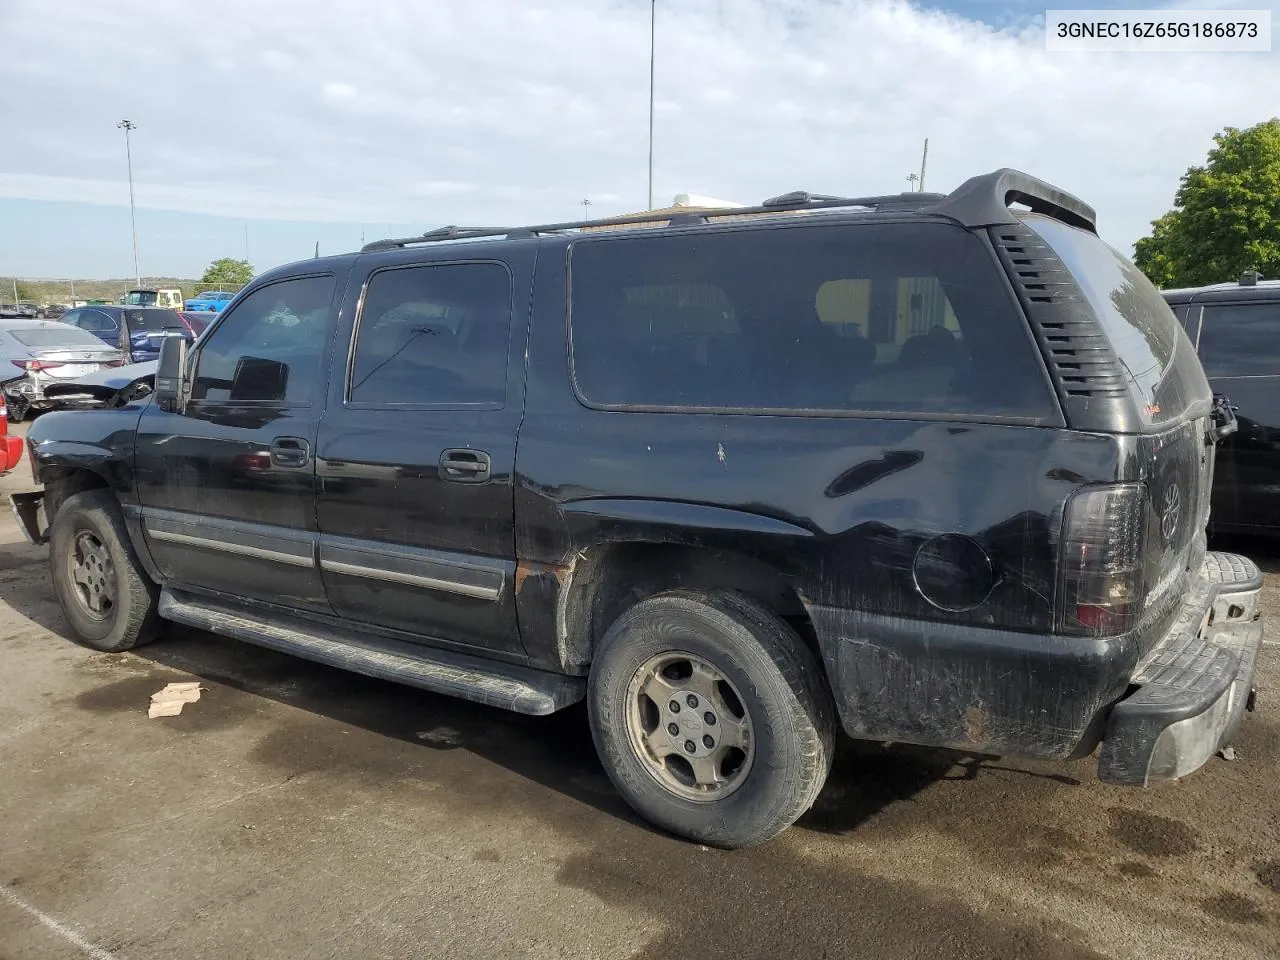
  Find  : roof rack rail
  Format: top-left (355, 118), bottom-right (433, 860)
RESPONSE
top-left (921, 168), bottom-right (1096, 233)
top-left (360, 190), bottom-right (943, 252)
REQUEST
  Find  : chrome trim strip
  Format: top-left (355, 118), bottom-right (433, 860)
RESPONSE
top-left (320, 557), bottom-right (501, 600)
top-left (147, 527), bottom-right (315, 568)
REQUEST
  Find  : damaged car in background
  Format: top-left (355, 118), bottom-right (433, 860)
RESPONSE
top-left (38, 360), bottom-right (158, 412)
top-left (0, 319), bottom-right (126, 421)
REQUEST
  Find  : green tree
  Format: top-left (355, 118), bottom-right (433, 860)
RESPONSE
top-left (200, 257), bottom-right (255, 288)
top-left (1133, 119), bottom-right (1280, 288)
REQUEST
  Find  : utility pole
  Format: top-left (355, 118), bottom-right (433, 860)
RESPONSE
top-left (244, 222), bottom-right (250, 263)
top-left (919, 137), bottom-right (929, 192)
top-left (647, 0), bottom-right (656, 210)
top-left (582, 199), bottom-right (592, 220)
top-left (906, 173), bottom-right (919, 191)
top-left (117, 119), bottom-right (140, 286)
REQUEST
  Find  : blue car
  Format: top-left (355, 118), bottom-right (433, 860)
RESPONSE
top-left (183, 290), bottom-right (237, 312)
top-left (59, 306), bottom-right (192, 363)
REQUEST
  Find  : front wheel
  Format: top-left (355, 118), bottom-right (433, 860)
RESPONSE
top-left (588, 590), bottom-right (836, 849)
top-left (49, 490), bottom-right (161, 652)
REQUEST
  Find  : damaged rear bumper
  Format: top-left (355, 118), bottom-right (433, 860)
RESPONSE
top-left (1098, 552), bottom-right (1262, 785)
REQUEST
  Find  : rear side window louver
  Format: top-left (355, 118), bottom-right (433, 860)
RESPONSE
top-left (990, 224), bottom-right (1129, 426)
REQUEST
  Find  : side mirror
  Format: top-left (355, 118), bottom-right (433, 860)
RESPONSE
top-left (155, 336), bottom-right (188, 412)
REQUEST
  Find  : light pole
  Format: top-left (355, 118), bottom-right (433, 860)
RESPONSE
top-left (582, 198), bottom-right (592, 220)
top-left (117, 119), bottom-right (140, 285)
top-left (906, 173), bottom-right (919, 192)
top-left (647, 0), bottom-right (655, 210)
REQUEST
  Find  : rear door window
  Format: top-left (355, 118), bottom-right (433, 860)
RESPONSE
top-left (124, 309), bottom-right (182, 332)
top-left (569, 222), bottom-right (1056, 419)
top-left (348, 262), bottom-right (512, 406)
top-left (1194, 301), bottom-right (1280, 378)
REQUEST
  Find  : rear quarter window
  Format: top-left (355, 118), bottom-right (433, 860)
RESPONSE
top-left (1022, 215), bottom-right (1208, 426)
top-left (568, 221), bottom-right (1058, 421)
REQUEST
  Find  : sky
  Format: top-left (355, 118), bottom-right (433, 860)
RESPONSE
top-left (1, 0), bottom-right (1278, 281)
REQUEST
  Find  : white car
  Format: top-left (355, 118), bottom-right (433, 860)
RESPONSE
top-left (0, 319), bottom-right (125, 420)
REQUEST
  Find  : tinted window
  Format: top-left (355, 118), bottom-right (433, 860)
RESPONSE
top-left (9, 326), bottom-right (111, 348)
top-left (191, 275), bottom-right (334, 403)
top-left (569, 222), bottom-right (1055, 417)
top-left (80, 309), bottom-right (119, 333)
top-left (1022, 215), bottom-right (1201, 423)
top-left (124, 308), bottom-right (181, 332)
top-left (1195, 301), bottom-right (1280, 378)
top-left (349, 262), bottom-right (511, 406)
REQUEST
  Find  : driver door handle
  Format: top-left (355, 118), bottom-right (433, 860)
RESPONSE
top-left (440, 449), bottom-right (491, 483)
top-left (270, 437), bottom-right (311, 468)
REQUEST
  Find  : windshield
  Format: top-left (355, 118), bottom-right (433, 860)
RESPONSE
top-left (10, 326), bottom-right (111, 348)
top-left (124, 291), bottom-right (158, 306)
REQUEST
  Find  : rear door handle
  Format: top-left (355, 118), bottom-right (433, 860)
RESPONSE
top-left (440, 449), bottom-right (491, 483)
top-left (270, 437), bottom-right (311, 468)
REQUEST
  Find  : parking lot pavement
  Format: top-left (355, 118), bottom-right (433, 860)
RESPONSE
top-left (0, 427), bottom-right (1277, 960)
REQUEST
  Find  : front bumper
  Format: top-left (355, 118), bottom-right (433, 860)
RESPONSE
top-left (1099, 552), bottom-right (1263, 785)
top-left (10, 490), bottom-right (47, 545)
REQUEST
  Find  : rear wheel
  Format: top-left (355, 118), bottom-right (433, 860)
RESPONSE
top-left (7, 396), bottom-right (29, 422)
top-left (50, 490), bottom-right (161, 652)
top-left (589, 590), bottom-right (836, 848)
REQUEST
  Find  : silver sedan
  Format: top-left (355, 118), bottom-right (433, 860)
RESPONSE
top-left (0, 319), bottom-right (126, 420)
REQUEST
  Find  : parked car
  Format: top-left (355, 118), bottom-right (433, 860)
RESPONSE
top-left (0, 399), bottom-right (22, 475)
top-left (0, 303), bottom-right (38, 319)
top-left (13, 169), bottom-right (1262, 848)
top-left (122, 288), bottom-right (185, 311)
top-left (37, 303), bottom-right (69, 320)
top-left (183, 290), bottom-right (236, 312)
top-left (0, 319), bottom-right (124, 421)
top-left (59, 305), bottom-right (191, 364)
top-left (1163, 273), bottom-right (1280, 534)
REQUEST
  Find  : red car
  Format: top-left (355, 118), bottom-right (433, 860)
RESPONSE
top-left (0, 400), bottom-right (23, 475)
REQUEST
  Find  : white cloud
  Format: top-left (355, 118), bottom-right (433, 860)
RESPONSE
top-left (1, 0), bottom-right (1278, 252)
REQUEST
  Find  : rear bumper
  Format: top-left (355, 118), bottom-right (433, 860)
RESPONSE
top-left (809, 551), bottom-right (1263, 769)
top-left (1098, 552), bottom-right (1262, 785)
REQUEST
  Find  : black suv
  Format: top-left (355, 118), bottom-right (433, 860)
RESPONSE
top-left (13, 170), bottom-right (1263, 848)
top-left (1163, 275), bottom-right (1280, 534)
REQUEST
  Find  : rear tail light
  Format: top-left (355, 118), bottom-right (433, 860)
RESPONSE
top-left (10, 359), bottom-right (65, 372)
top-left (1057, 484), bottom-right (1149, 637)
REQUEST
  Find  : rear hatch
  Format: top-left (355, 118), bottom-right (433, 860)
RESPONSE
top-left (1020, 215), bottom-right (1215, 643)
top-left (121, 308), bottom-right (187, 360)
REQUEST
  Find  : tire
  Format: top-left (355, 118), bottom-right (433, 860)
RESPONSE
top-left (49, 489), bottom-right (161, 652)
top-left (588, 590), bottom-right (836, 849)
top-left (7, 396), bottom-right (29, 422)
